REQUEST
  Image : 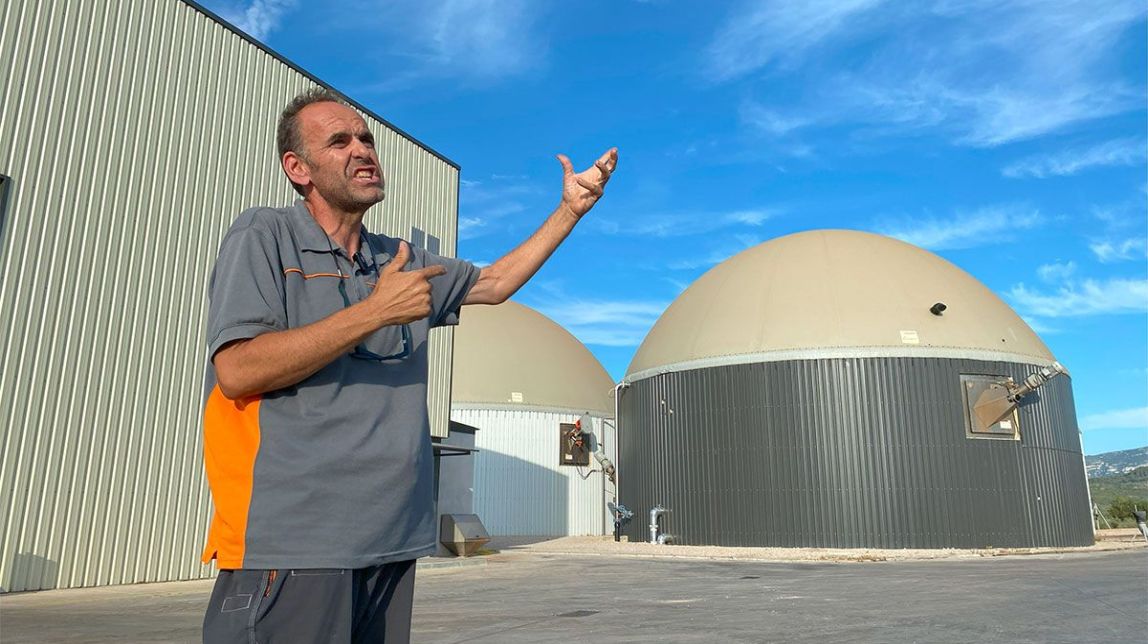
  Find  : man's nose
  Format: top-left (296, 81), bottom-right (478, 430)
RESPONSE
top-left (350, 138), bottom-right (372, 158)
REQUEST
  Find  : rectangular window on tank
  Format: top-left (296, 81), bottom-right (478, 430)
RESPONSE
top-left (960, 374), bottom-right (1020, 440)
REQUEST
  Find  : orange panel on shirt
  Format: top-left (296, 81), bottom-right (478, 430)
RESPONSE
top-left (201, 386), bottom-right (261, 569)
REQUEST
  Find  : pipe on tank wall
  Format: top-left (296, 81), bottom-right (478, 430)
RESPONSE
top-left (650, 505), bottom-right (668, 543)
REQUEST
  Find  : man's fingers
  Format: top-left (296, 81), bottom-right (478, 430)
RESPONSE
top-left (594, 160), bottom-right (612, 183)
top-left (596, 147), bottom-right (618, 172)
top-left (384, 241), bottom-right (411, 274)
top-left (576, 177), bottom-right (603, 197)
top-left (415, 264), bottom-right (448, 279)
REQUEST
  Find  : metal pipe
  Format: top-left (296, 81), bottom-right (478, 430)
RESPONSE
top-left (649, 505), bottom-right (667, 543)
top-left (612, 381), bottom-right (629, 536)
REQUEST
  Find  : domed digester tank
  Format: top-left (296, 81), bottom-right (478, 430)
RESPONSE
top-left (619, 230), bottom-right (1091, 548)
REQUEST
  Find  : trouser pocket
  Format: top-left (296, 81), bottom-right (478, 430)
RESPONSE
top-left (203, 569), bottom-right (275, 644)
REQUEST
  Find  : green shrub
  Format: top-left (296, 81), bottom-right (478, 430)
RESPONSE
top-left (1105, 496), bottom-right (1148, 527)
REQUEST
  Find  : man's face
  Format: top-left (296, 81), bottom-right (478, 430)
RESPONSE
top-left (291, 101), bottom-right (386, 212)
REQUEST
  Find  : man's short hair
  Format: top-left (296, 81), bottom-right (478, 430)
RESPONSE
top-left (277, 87), bottom-right (350, 195)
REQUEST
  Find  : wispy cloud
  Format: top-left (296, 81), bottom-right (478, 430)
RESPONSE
top-left (876, 205), bottom-right (1041, 250)
top-left (739, 102), bottom-right (815, 137)
top-left (1019, 315), bottom-right (1059, 336)
top-left (667, 233), bottom-right (764, 270)
top-left (1008, 277), bottom-right (1148, 317)
top-left (347, 0), bottom-right (545, 90)
top-left (523, 285), bottom-right (669, 347)
top-left (716, 1), bottom-right (1146, 147)
top-left (223, 0), bottom-right (296, 40)
top-left (706, 0), bottom-right (887, 82)
top-left (458, 176), bottom-right (540, 240)
top-left (1080, 406), bottom-right (1148, 432)
top-left (1003, 138), bottom-right (1146, 178)
top-left (592, 208), bottom-right (778, 238)
top-left (1090, 238), bottom-right (1148, 263)
top-left (1037, 261), bottom-right (1077, 283)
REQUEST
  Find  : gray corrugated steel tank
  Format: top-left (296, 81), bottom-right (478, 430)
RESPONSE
top-left (0, 0), bottom-right (461, 591)
top-left (619, 230), bottom-right (1093, 548)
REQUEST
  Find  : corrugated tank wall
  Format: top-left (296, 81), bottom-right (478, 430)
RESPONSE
top-left (0, 0), bottom-right (459, 592)
top-left (618, 357), bottom-right (1092, 549)
top-left (454, 408), bottom-right (617, 537)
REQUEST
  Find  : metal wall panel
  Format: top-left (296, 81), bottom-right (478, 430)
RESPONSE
top-left (618, 358), bottom-right (1092, 548)
top-left (453, 408), bottom-right (617, 537)
top-left (0, 0), bottom-right (459, 592)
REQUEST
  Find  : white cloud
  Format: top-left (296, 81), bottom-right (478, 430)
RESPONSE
top-left (1008, 277), bottom-right (1148, 317)
top-left (950, 85), bottom-right (1139, 148)
top-left (458, 176), bottom-right (540, 239)
top-left (1019, 315), bottom-right (1059, 336)
top-left (348, 0), bottom-right (545, 88)
top-left (428, 0), bottom-right (542, 77)
top-left (668, 234), bottom-right (764, 270)
top-left (592, 208), bottom-right (778, 238)
top-left (706, 0), bottom-right (887, 81)
top-left (1080, 406), bottom-right (1148, 432)
top-left (1003, 139), bottom-right (1146, 178)
top-left (739, 102), bottom-right (815, 136)
top-left (526, 297), bottom-right (669, 347)
top-left (458, 217), bottom-right (487, 239)
top-left (224, 0), bottom-right (296, 40)
top-left (716, 1), bottom-right (1146, 147)
top-left (1037, 261), bottom-right (1077, 283)
top-left (876, 205), bottom-right (1042, 250)
top-left (1090, 238), bottom-right (1148, 263)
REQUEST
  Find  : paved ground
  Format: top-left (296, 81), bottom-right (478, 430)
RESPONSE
top-left (2, 547), bottom-right (1145, 643)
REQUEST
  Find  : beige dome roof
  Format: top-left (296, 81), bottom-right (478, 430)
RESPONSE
top-left (452, 301), bottom-right (615, 416)
top-left (626, 229), bottom-right (1055, 381)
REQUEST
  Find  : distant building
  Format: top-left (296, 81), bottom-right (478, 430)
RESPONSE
top-left (619, 230), bottom-right (1093, 548)
top-left (0, 0), bottom-right (463, 591)
top-left (452, 302), bottom-right (617, 537)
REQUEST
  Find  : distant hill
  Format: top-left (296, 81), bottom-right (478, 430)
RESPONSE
top-left (1085, 446), bottom-right (1148, 478)
top-left (1089, 466), bottom-right (1148, 508)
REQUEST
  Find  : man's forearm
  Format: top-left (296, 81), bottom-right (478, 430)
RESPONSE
top-left (464, 204), bottom-right (579, 305)
top-left (213, 302), bottom-right (388, 400)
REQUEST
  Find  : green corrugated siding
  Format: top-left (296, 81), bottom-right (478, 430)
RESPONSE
top-left (0, 0), bottom-right (459, 592)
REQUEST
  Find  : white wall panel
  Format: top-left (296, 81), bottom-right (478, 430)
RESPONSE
top-left (0, 0), bottom-right (459, 591)
top-left (455, 408), bottom-right (617, 537)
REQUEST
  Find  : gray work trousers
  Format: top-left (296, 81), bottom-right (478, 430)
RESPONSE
top-left (202, 560), bottom-right (416, 644)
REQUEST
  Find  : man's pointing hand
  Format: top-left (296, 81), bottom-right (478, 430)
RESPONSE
top-left (368, 241), bottom-right (447, 325)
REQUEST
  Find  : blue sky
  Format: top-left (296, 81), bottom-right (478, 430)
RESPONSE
top-left (202, 0), bottom-right (1146, 455)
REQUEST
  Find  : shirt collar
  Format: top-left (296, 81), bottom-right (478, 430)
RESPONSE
top-left (290, 199), bottom-right (394, 265)
top-left (290, 199), bottom-right (340, 253)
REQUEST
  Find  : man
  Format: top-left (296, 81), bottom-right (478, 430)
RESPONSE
top-left (201, 87), bottom-right (616, 643)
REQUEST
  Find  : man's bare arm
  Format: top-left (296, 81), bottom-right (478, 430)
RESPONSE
top-left (464, 148), bottom-right (617, 305)
top-left (213, 242), bottom-right (445, 399)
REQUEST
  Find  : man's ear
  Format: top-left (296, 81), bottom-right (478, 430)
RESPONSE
top-left (282, 151), bottom-right (311, 190)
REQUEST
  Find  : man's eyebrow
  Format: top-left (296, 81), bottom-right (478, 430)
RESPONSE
top-left (325, 131), bottom-right (351, 145)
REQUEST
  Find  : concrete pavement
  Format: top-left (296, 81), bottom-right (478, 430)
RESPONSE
top-left (2, 549), bottom-right (1145, 643)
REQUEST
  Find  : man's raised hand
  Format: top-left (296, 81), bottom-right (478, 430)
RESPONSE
top-left (557, 148), bottom-right (618, 219)
top-left (368, 241), bottom-right (447, 326)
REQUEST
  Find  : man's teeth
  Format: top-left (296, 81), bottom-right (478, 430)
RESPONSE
top-left (354, 170), bottom-right (372, 178)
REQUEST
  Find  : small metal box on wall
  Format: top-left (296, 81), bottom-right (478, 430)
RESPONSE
top-left (559, 422), bottom-right (591, 466)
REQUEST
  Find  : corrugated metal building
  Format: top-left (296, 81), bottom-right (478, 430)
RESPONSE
top-left (619, 230), bottom-right (1093, 549)
top-left (0, 0), bottom-right (462, 591)
top-left (452, 302), bottom-right (618, 536)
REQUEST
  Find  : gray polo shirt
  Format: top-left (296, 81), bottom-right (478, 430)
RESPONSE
top-left (201, 200), bottom-right (479, 569)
